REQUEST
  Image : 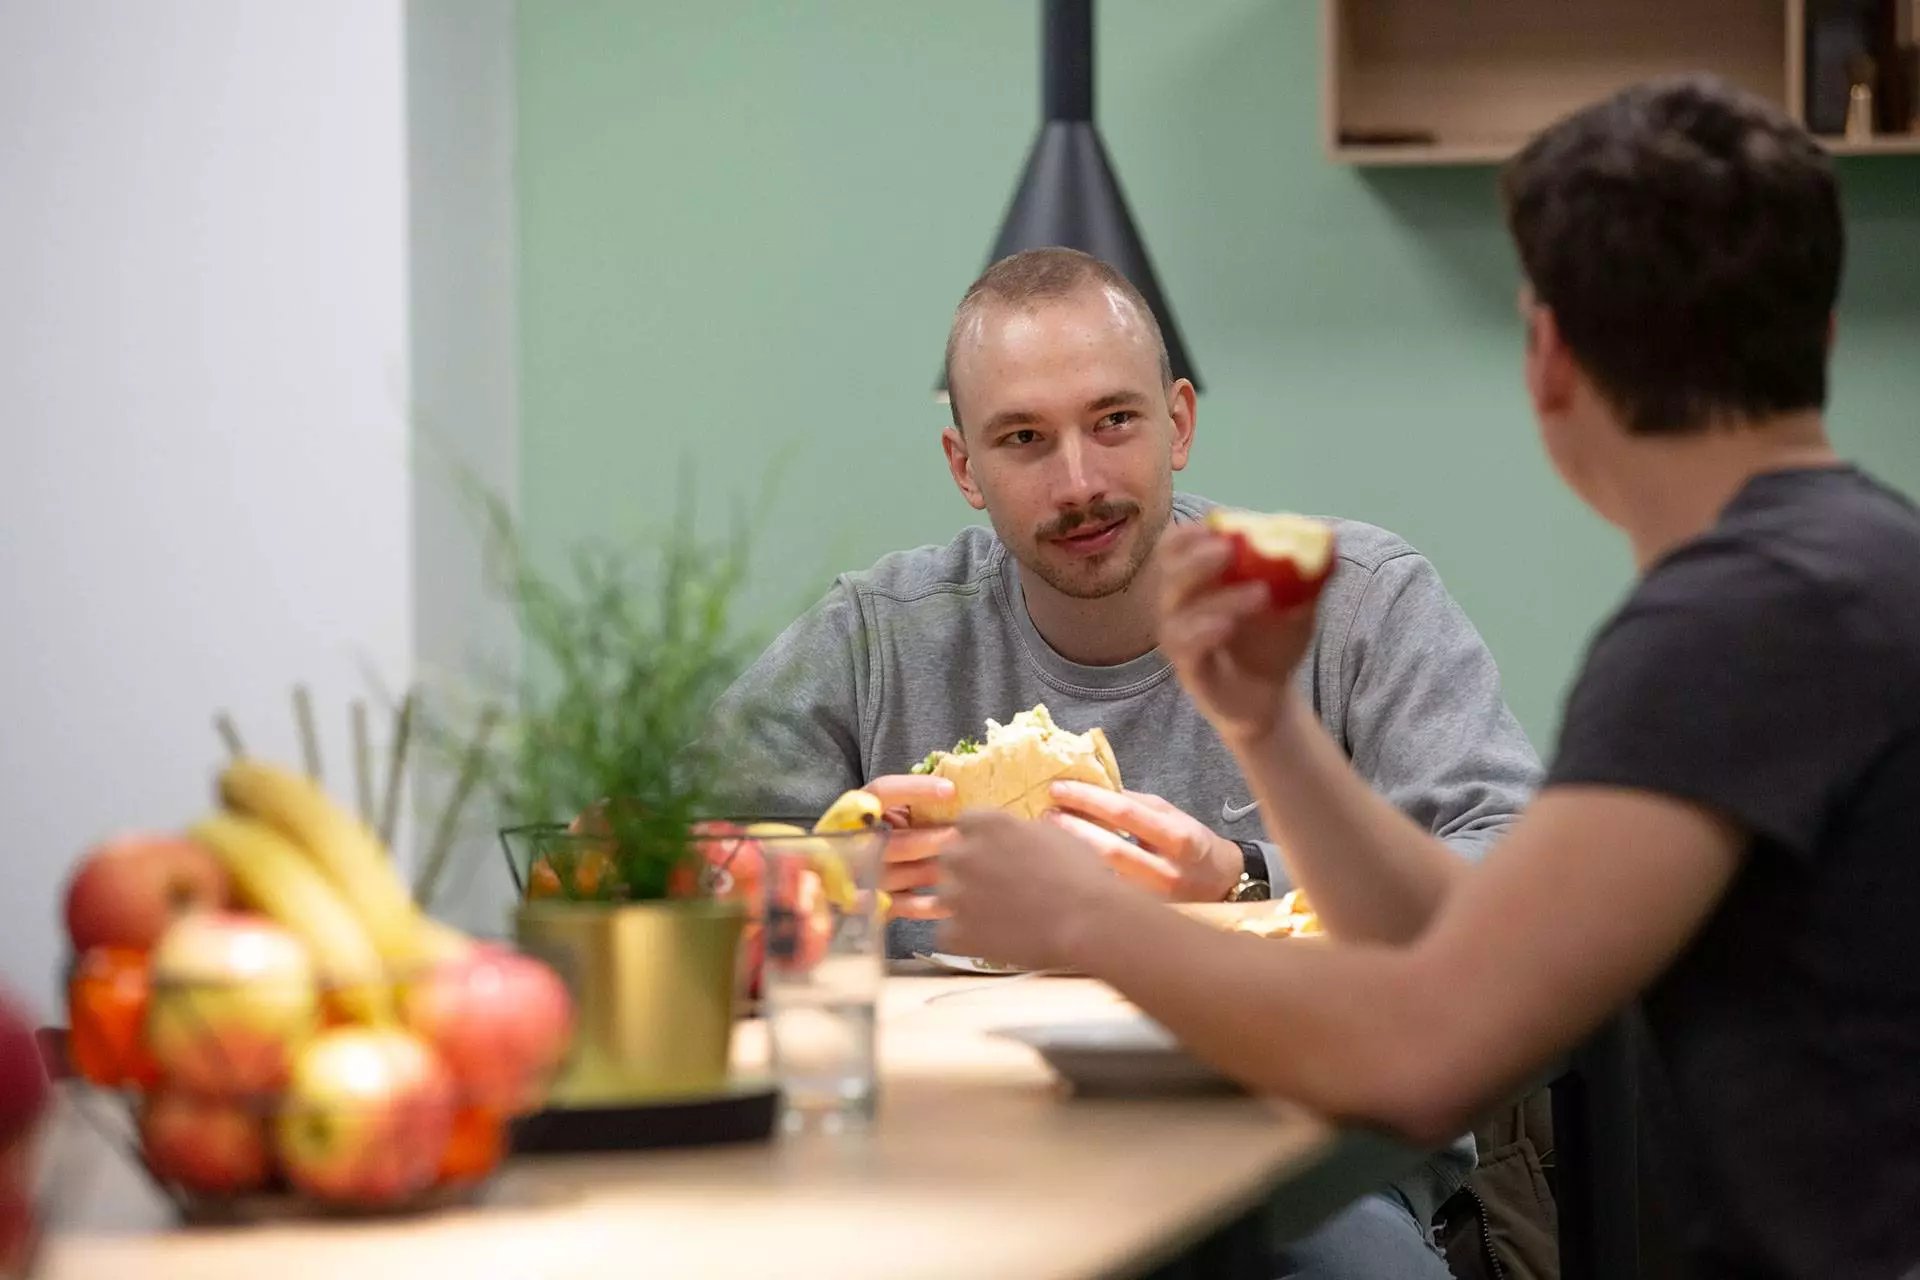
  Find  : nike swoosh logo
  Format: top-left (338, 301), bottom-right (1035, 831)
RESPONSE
top-left (1222, 799), bottom-right (1259, 822)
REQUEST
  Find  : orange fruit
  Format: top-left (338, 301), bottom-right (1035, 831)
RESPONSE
top-left (67, 947), bottom-right (160, 1088)
top-left (527, 858), bottom-right (562, 900)
top-left (571, 846), bottom-right (614, 897)
top-left (438, 1104), bottom-right (506, 1183)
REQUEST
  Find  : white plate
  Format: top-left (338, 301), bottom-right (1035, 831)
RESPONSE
top-left (916, 951), bottom-right (1031, 976)
top-left (991, 1016), bottom-right (1242, 1096)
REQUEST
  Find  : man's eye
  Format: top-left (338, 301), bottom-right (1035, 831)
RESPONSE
top-left (1002, 429), bottom-right (1040, 447)
top-left (1099, 412), bottom-right (1135, 430)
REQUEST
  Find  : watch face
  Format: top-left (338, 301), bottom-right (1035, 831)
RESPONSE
top-left (1230, 876), bottom-right (1271, 903)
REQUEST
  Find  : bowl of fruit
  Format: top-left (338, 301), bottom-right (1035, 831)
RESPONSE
top-left (61, 760), bottom-right (575, 1221)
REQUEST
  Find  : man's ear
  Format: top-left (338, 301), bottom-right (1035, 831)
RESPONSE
top-left (1525, 304), bottom-right (1578, 422)
top-left (1166, 379), bottom-right (1197, 472)
top-left (943, 426), bottom-right (987, 511)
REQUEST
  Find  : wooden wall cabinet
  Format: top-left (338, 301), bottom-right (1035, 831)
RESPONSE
top-left (1325, 0), bottom-right (1920, 164)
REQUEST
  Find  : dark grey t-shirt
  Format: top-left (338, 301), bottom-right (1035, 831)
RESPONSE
top-left (1549, 466), bottom-right (1920, 1280)
top-left (717, 493), bottom-right (1542, 1224)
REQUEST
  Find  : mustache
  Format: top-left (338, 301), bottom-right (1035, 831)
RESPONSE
top-left (1038, 500), bottom-right (1140, 541)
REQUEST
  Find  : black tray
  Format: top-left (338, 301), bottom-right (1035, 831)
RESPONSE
top-left (509, 1082), bottom-right (781, 1155)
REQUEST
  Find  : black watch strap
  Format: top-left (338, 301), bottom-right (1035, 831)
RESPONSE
top-left (1232, 840), bottom-right (1271, 901)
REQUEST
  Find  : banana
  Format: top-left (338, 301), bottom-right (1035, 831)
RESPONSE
top-left (189, 813), bottom-right (393, 1022)
top-left (738, 821), bottom-right (849, 912)
top-left (813, 789), bottom-right (883, 834)
top-left (738, 792), bottom-right (882, 913)
top-left (814, 790), bottom-right (885, 912)
top-left (219, 759), bottom-right (431, 968)
top-left (417, 917), bottom-right (476, 964)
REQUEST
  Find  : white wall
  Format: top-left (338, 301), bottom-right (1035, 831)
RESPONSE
top-left (406, 0), bottom-right (523, 938)
top-left (0, 1), bottom-right (415, 1016)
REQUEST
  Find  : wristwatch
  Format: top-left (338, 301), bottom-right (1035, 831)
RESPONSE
top-left (1227, 840), bottom-right (1272, 902)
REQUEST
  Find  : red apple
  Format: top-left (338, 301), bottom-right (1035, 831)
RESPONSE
top-left (146, 913), bottom-right (319, 1097)
top-left (0, 1184), bottom-right (33, 1278)
top-left (64, 834), bottom-right (230, 953)
top-left (1204, 509), bottom-right (1337, 610)
top-left (0, 991), bottom-right (47, 1155)
top-left (688, 820), bottom-right (766, 904)
top-left (689, 821), bottom-right (767, 992)
top-left (276, 1028), bottom-right (455, 1206)
top-left (401, 946), bottom-right (573, 1115)
top-left (139, 1090), bottom-right (272, 1195)
top-left (0, 990), bottom-right (46, 1276)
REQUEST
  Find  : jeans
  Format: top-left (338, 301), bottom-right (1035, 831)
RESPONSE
top-left (1275, 1190), bottom-right (1456, 1279)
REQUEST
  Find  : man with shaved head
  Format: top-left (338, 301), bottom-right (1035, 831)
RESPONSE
top-left (721, 247), bottom-right (1540, 1275)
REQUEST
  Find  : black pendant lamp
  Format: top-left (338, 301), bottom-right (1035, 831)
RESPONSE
top-left (939, 0), bottom-right (1201, 397)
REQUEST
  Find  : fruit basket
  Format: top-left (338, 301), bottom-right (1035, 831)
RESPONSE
top-left (65, 950), bottom-right (568, 1222)
top-left (60, 752), bottom-right (576, 1223)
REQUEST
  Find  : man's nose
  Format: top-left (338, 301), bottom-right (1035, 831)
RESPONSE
top-left (1051, 431), bottom-right (1104, 510)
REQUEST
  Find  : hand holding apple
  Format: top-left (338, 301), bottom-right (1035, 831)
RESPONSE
top-left (1203, 509), bottom-right (1336, 610)
top-left (1155, 519), bottom-right (1328, 745)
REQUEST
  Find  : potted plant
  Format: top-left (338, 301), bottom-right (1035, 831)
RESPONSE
top-left (443, 492), bottom-right (774, 1106)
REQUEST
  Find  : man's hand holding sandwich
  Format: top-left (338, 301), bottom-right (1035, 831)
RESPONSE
top-left (868, 704), bottom-right (1249, 917)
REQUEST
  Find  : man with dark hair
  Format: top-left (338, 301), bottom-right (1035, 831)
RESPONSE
top-left (1501, 77), bottom-right (1840, 435)
top-left (942, 77), bottom-right (1920, 1279)
top-left (721, 244), bottom-right (1542, 1275)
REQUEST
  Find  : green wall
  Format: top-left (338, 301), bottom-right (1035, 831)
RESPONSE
top-left (517, 0), bottom-right (1920, 749)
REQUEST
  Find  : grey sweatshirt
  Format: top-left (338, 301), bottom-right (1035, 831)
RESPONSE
top-left (716, 492), bottom-right (1542, 1223)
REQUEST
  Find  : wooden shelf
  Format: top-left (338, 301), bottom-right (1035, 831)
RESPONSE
top-left (1326, 141), bottom-right (1515, 167)
top-left (1324, 0), bottom-right (1920, 167)
top-left (1819, 133), bottom-right (1920, 155)
top-left (1330, 133), bottom-right (1920, 167)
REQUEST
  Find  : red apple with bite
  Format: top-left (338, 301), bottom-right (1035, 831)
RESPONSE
top-left (139, 1090), bottom-right (272, 1194)
top-left (1204, 509), bottom-right (1337, 610)
top-left (401, 946), bottom-right (573, 1115)
top-left (64, 834), bottom-right (230, 952)
top-left (146, 913), bottom-right (319, 1097)
top-left (276, 1027), bottom-right (455, 1205)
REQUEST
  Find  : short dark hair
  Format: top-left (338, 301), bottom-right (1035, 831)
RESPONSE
top-left (943, 247), bottom-right (1172, 428)
top-left (1500, 75), bottom-right (1843, 435)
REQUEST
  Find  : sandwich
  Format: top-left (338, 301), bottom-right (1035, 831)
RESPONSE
top-left (907, 704), bottom-right (1121, 823)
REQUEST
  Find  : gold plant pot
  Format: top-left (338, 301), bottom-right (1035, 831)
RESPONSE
top-left (515, 898), bottom-right (745, 1106)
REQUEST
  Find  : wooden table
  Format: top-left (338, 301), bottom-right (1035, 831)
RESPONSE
top-left (37, 976), bottom-right (1424, 1280)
